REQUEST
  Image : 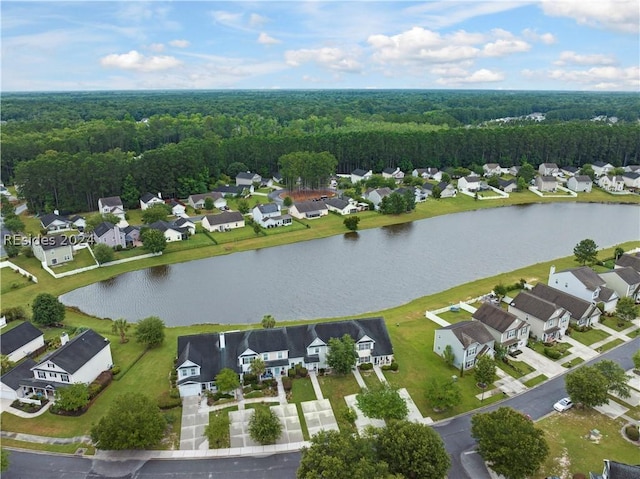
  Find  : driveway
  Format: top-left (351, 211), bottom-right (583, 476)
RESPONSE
top-left (515, 347), bottom-right (566, 377)
top-left (179, 396), bottom-right (209, 450)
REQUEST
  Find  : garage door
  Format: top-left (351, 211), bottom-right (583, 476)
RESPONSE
top-left (178, 383), bottom-right (201, 397)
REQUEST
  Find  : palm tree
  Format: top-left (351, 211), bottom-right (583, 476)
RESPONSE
top-left (250, 357), bottom-right (267, 382)
top-left (261, 315), bottom-right (276, 329)
top-left (111, 318), bottom-right (130, 344)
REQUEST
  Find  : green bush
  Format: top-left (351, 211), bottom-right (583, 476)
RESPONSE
top-left (297, 366), bottom-right (308, 378)
top-left (381, 364), bottom-right (391, 371)
top-left (262, 378), bottom-right (276, 389)
top-left (111, 365), bottom-right (121, 376)
top-left (625, 424), bottom-right (639, 441)
top-left (318, 368), bottom-right (326, 376)
top-left (169, 388), bottom-right (180, 399)
top-left (342, 407), bottom-right (357, 424)
top-left (358, 363), bottom-right (373, 371)
top-left (158, 394), bottom-right (182, 409)
top-left (0, 306), bottom-right (27, 322)
top-left (390, 362), bottom-right (399, 371)
top-left (287, 368), bottom-right (296, 378)
top-left (243, 373), bottom-right (258, 385)
top-left (282, 376), bottom-right (293, 391)
top-left (544, 347), bottom-right (562, 360)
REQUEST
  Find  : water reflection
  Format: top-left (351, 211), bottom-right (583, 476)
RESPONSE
top-left (99, 276), bottom-right (119, 289)
top-left (147, 265), bottom-right (170, 281)
top-left (382, 222), bottom-right (413, 237)
top-left (344, 232), bottom-right (360, 241)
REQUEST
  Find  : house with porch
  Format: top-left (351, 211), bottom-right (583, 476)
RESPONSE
top-left (323, 197), bottom-right (358, 215)
top-left (597, 175), bottom-right (625, 192)
top-left (382, 167), bottom-right (405, 182)
top-left (289, 201), bottom-right (329, 219)
top-left (187, 192), bottom-right (226, 210)
top-left (68, 215), bottom-right (86, 232)
top-left (412, 168), bottom-right (441, 180)
top-left (548, 265), bottom-right (619, 313)
top-left (176, 317), bottom-right (394, 397)
top-left (236, 172), bottom-right (262, 186)
top-left (20, 329), bottom-right (113, 400)
top-left (530, 283), bottom-right (601, 328)
top-left (508, 291), bottom-right (570, 342)
top-left (433, 321), bottom-right (495, 371)
top-left (599, 267), bottom-right (640, 303)
top-left (97, 196), bottom-right (125, 221)
top-left (92, 222), bottom-right (126, 249)
top-left (122, 225), bottom-right (141, 246)
top-left (350, 168), bottom-right (373, 184)
top-left (32, 235), bottom-right (74, 267)
top-left (472, 303), bottom-right (529, 352)
top-left (168, 199), bottom-right (186, 217)
top-left (535, 175), bottom-right (557, 192)
top-left (173, 217), bottom-right (196, 235)
top-left (567, 175), bottom-right (592, 192)
top-left (0, 359), bottom-right (37, 401)
top-left (40, 213), bottom-right (70, 232)
top-left (0, 322), bottom-right (44, 363)
top-left (201, 211), bottom-right (245, 232)
top-left (139, 193), bottom-right (164, 210)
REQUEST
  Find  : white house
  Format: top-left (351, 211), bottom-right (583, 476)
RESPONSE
top-left (433, 321), bottom-right (495, 371)
top-left (622, 172), bottom-right (640, 189)
top-left (289, 201), bottom-right (329, 219)
top-left (458, 176), bottom-right (484, 191)
top-left (498, 178), bottom-right (517, 193)
top-left (0, 322), bottom-right (44, 363)
top-left (146, 220), bottom-right (188, 242)
top-left (382, 167), bottom-right (404, 182)
top-left (1, 359), bottom-right (36, 400)
top-left (538, 163), bottom-right (559, 176)
top-left (139, 193), bottom-right (164, 210)
top-left (350, 169), bottom-right (373, 184)
top-left (176, 317), bottom-right (394, 397)
top-left (482, 163), bottom-right (502, 176)
top-left (566, 175), bottom-right (592, 192)
top-left (236, 172), bottom-right (262, 186)
top-left (599, 267), bottom-right (640, 303)
top-left (591, 161), bottom-right (613, 178)
top-left (97, 196), bottom-right (125, 221)
top-left (168, 199), bottom-right (186, 217)
top-left (530, 283), bottom-right (601, 328)
top-left (535, 176), bottom-right (557, 192)
top-left (508, 291), bottom-right (570, 342)
top-left (597, 175), bottom-right (625, 192)
top-left (548, 265), bottom-right (619, 312)
top-left (173, 217), bottom-right (196, 235)
top-left (39, 213), bottom-right (70, 232)
top-left (252, 204), bottom-right (292, 228)
top-left (364, 187), bottom-right (393, 210)
top-left (472, 303), bottom-right (529, 351)
top-left (202, 211), bottom-right (245, 232)
top-left (187, 192), bottom-right (226, 210)
top-left (323, 197), bottom-right (358, 215)
top-left (560, 166), bottom-right (579, 177)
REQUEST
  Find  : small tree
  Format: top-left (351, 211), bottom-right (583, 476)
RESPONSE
top-left (32, 293), bottom-right (65, 327)
top-left (566, 365), bottom-right (609, 407)
top-left (356, 384), bottom-right (408, 420)
top-left (283, 196), bottom-right (293, 207)
top-left (141, 203), bottom-right (171, 224)
top-left (471, 407), bottom-right (549, 479)
top-left (249, 357), bottom-right (266, 381)
top-left (343, 216), bottom-right (360, 231)
top-left (142, 228), bottom-right (167, 253)
top-left (93, 243), bottom-right (115, 264)
top-left (594, 360), bottom-right (630, 399)
top-left (632, 349), bottom-right (640, 370)
top-left (261, 314), bottom-right (276, 329)
top-left (252, 222), bottom-right (262, 235)
top-left (237, 199), bottom-right (250, 214)
top-left (326, 334), bottom-right (358, 375)
top-left (614, 247), bottom-right (624, 259)
top-left (580, 164), bottom-right (596, 181)
top-left (134, 316), bottom-right (165, 348)
top-left (493, 283), bottom-right (508, 301)
top-left (474, 355), bottom-right (496, 401)
top-left (616, 297), bottom-right (638, 324)
top-left (249, 405), bottom-right (282, 445)
top-left (3, 216), bottom-right (24, 233)
top-left (203, 196), bottom-right (214, 211)
top-left (425, 377), bottom-right (462, 411)
top-left (442, 344), bottom-right (455, 367)
top-left (90, 392), bottom-right (165, 450)
top-left (111, 318), bottom-right (130, 344)
top-left (216, 368), bottom-right (240, 394)
top-left (1, 355), bottom-right (15, 375)
top-left (54, 383), bottom-right (89, 412)
top-left (573, 238), bottom-right (598, 266)
top-left (432, 185), bottom-right (442, 199)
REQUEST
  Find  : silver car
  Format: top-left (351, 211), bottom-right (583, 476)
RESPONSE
top-left (553, 397), bottom-right (573, 412)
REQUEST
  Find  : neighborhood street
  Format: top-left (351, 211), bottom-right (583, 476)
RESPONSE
top-left (3, 337), bottom-right (638, 479)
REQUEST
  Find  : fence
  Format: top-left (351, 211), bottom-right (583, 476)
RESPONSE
top-left (0, 260), bottom-right (38, 283)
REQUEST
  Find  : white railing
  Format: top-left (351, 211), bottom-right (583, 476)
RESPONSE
top-left (0, 261), bottom-right (38, 283)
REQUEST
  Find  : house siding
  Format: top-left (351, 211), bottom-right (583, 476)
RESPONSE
top-left (7, 336), bottom-right (45, 363)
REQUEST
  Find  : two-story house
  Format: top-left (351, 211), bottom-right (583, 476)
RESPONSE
top-left (567, 175), bottom-right (593, 192)
top-left (252, 204), bottom-right (292, 228)
top-left (236, 172), bottom-right (262, 187)
top-left (622, 172), bottom-right (640, 189)
top-left (591, 161), bottom-right (613, 178)
top-left (615, 253), bottom-right (640, 273)
top-left (472, 303), bottom-right (529, 352)
top-left (482, 163), bottom-right (502, 177)
top-left (597, 175), bottom-right (625, 192)
top-left (32, 235), bottom-right (74, 267)
top-left (538, 163), bottom-right (559, 176)
top-left (97, 196), bottom-right (125, 221)
top-left (92, 222), bottom-right (126, 249)
top-left (599, 267), bottom-right (640, 303)
top-left (382, 167), bottom-right (404, 182)
top-left (548, 266), bottom-right (619, 312)
top-left (176, 317), bottom-right (394, 397)
top-left (535, 175), bottom-right (557, 192)
top-left (508, 291), bottom-right (570, 342)
top-left (350, 169), bottom-right (373, 184)
top-left (458, 176), bottom-right (485, 191)
top-left (530, 283), bottom-right (601, 328)
top-left (433, 321), bottom-right (495, 371)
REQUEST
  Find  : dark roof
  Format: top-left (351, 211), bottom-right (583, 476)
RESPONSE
top-left (99, 196), bottom-right (122, 207)
top-left (37, 234), bottom-right (71, 251)
top-left (382, 167), bottom-right (397, 174)
top-left (603, 267), bottom-right (640, 286)
top-left (352, 168), bottom-right (369, 177)
top-left (212, 185), bottom-right (246, 195)
top-left (562, 266), bottom-right (605, 291)
top-left (539, 175), bottom-right (557, 182)
top-left (256, 203), bottom-right (279, 214)
top-left (372, 187), bottom-right (392, 197)
top-left (324, 198), bottom-right (350, 210)
top-left (147, 220), bottom-right (186, 234)
top-left (0, 322), bottom-right (43, 356)
top-left (597, 286), bottom-right (617, 302)
top-left (34, 329), bottom-right (109, 375)
top-left (562, 166), bottom-right (579, 173)
top-left (541, 163), bottom-right (558, 169)
top-left (0, 359), bottom-right (37, 391)
top-left (293, 201), bottom-right (328, 213)
top-left (463, 176), bottom-right (480, 183)
top-left (68, 215), bottom-right (84, 223)
top-left (93, 221), bottom-right (116, 238)
top-left (623, 172), bottom-right (640, 180)
top-left (531, 283), bottom-right (597, 320)
top-left (498, 178), bottom-right (516, 188)
top-left (40, 213), bottom-right (68, 228)
top-left (441, 321), bottom-right (494, 347)
top-left (606, 460), bottom-right (640, 479)
top-left (592, 161), bottom-right (610, 168)
top-left (236, 172), bottom-right (259, 180)
top-left (573, 175), bottom-right (592, 183)
top-left (174, 217), bottom-right (195, 227)
top-left (140, 192), bottom-right (160, 203)
top-left (473, 303), bottom-right (521, 333)
top-left (204, 211), bottom-right (244, 226)
top-left (510, 291), bottom-right (561, 321)
top-left (122, 225), bottom-right (139, 235)
top-left (616, 254), bottom-right (640, 272)
top-left (189, 192), bottom-right (222, 203)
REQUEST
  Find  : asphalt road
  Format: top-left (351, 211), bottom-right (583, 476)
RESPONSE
top-left (3, 337), bottom-right (638, 479)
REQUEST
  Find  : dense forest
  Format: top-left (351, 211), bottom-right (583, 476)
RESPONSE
top-left (2, 90), bottom-right (639, 213)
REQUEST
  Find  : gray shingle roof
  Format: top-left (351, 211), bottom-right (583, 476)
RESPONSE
top-left (0, 322), bottom-right (43, 356)
top-left (531, 283), bottom-right (596, 320)
top-left (0, 359), bottom-right (37, 391)
top-left (616, 254), bottom-right (640, 272)
top-left (324, 198), bottom-right (349, 210)
top-left (602, 267), bottom-right (640, 286)
top-left (40, 213), bottom-right (69, 228)
top-left (441, 321), bottom-right (494, 347)
top-left (510, 291), bottom-right (560, 321)
top-left (573, 175), bottom-right (592, 183)
top-left (382, 167), bottom-right (397, 174)
top-left (236, 172), bottom-right (259, 180)
top-left (352, 169), bottom-right (369, 177)
top-left (188, 192), bottom-right (222, 203)
top-left (34, 329), bottom-right (109, 375)
top-left (38, 234), bottom-right (71, 251)
top-left (93, 222), bottom-right (116, 238)
top-left (473, 303), bottom-right (521, 333)
top-left (99, 196), bottom-right (122, 207)
top-left (213, 185), bottom-right (247, 195)
top-left (204, 211), bottom-right (244, 226)
top-left (623, 172), bottom-right (640, 180)
top-left (293, 201), bottom-right (328, 213)
top-left (563, 266), bottom-right (605, 291)
top-left (140, 192), bottom-right (159, 203)
top-left (606, 460), bottom-right (640, 479)
top-left (257, 203), bottom-right (279, 214)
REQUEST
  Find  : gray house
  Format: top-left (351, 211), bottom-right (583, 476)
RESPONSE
top-left (433, 321), bottom-right (495, 371)
top-left (567, 175), bottom-right (592, 192)
top-left (472, 303), bottom-right (529, 351)
top-left (508, 291), bottom-right (570, 342)
top-left (236, 172), bottom-right (262, 186)
top-left (32, 235), bottom-right (74, 267)
top-left (530, 283), bottom-right (601, 328)
top-left (92, 222), bottom-right (126, 249)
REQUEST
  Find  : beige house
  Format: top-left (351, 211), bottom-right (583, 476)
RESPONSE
top-left (202, 212), bottom-right (245, 232)
top-left (32, 235), bottom-right (74, 266)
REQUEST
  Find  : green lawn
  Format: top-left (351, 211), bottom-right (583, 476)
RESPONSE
top-left (290, 377), bottom-right (317, 404)
top-left (533, 409), bottom-right (639, 479)
top-left (523, 374), bottom-right (547, 387)
top-left (528, 340), bottom-right (572, 359)
top-left (562, 357), bottom-right (585, 368)
top-left (596, 338), bottom-right (624, 353)
top-left (295, 403), bottom-right (310, 441)
top-left (1, 267), bottom-right (35, 294)
top-left (51, 248), bottom-right (97, 273)
top-left (360, 370), bottom-right (382, 390)
top-left (436, 309), bottom-right (472, 323)
top-left (498, 359), bottom-right (536, 379)
top-left (318, 374), bottom-right (360, 433)
top-left (600, 317), bottom-right (635, 332)
top-left (569, 327), bottom-right (610, 346)
top-left (0, 438), bottom-right (95, 455)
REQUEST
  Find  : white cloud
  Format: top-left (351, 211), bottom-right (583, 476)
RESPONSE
top-left (210, 10), bottom-right (243, 25)
top-left (148, 43), bottom-right (165, 53)
top-left (100, 50), bottom-right (182, 72)
top-left (548, 65), bottom-right (639, 89)
top-left (169, 39), bottom-right (190, 48)
top-left (554, 51), bottom-right (616, 66)
top-left (249, 13), bottom-right (268, 27)
top-left (405, 1), bottom-right (526, 29)
top-left (285, 47), bottom-right (363, 73)
top-left (482, 39), bottom-right (530, 57)
top-left (258, 32), bottom-right (281, 45)
top-left (540, 0), bottom-right (639, 34)
top-left (436, 68), bottom-right (505, 85)
top-left (522, 29), bottom-right (556, 44)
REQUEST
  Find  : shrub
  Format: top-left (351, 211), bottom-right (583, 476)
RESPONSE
top-left (262, 378), bottom-right (275, 389)
top-left (287, 368), bottom-right (296, 378)
top-left (390, 362), bottom-right (399, 371)
top-left (359, 363), bottom-right (373, 371)
top-left (625, 424), bottom-right (639, 441)
top-left (243, 373), bottom-right (258, 385)
top-left (111, 365), bottom-right (121, 376)
top-left (318, 368), bottom-right (326, 376)
top-left (342, 407), bottom-right (357, 424)
top-left (381, 364), bottom-right (391, 371)
top-left (157, 394), bottom-right (182, 410)
top-left (297, 366), bottom-right (308, 378)
top-left (282, 376), bottom-right (293, 391)
top-left (544, 347), bottom-right (562, 360)
top-left (0, 306), bottom-right (27, 322)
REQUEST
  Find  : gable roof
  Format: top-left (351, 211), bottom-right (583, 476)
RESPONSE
top-left (462, 175), bottom-right (480, 183)
top-left (573, 175), bottom-right (592, 183)
top-left (531, 283), bottom-right (597, 320)
top-left (382, 167), bottom-right (398, 174)
top-left (372, 187), bottom-right (392, 197)
top-left (561, 166), bottom-right (579, 173)
top-left (351, 168), bottom-right (369, 177)
top-left (204, 211), bottom-right (244, 226)
top-left (510, 291), bottom-right (561, 321)
top-left (1, 359), bottom-right (37, 391)
top-left (541, 163), bottom-right (558, 169)
top-left (188, 192), bottom-right (223, 203)
top-left (293, 200), bottom-right (328, 213)
top-left (173, 217), bottom-right (195, 227)
top-left (40, 213), bottom-right (69, 228)
top-left (236, 172), bottom-right (259, 180)
top-left (38, 234), bottom-right (71, 251)
top-left (212, 185), bottom-right (247, 195)
top-left (93, 222), bottom-right (116, 238)
top-left (498, 178), bottom-right (516, 188)
top-left (140, 192), bottom-right (160, 203)
top-left (602, 267), bottom-right (640, 286)
top-left (473, 303), bottom-right (521, 333)
top-left (623, 172), bottom-right (640, 180)
top-left (256, 203), bottom-right (279, 214)
top-left (147, 220), bottom-right (186, 234)
top-left (98, 196), bottom-right (123, 207)
top-left (539, 175), bottom-right (557, 183)
top-left (441, 321), bottom-right (494, 347)
top-left (605, 460), bottom-right (640, 479)
top-left (484, 163), bottom-right (500, 169)
top-left (0, 322), bottom-right (43, 356)
top-left (35, 329), bottom-right (109, 374)
top-left (561, 266), bottom-right (605, 291)
top-left (324, 198), bottom-right (350, 210)
top-left (592, 161), bottom-right (611, 168)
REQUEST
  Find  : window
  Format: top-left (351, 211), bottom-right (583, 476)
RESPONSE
top-left (181, 369), bottom-right (187, 377)
top-left (467, 346), bottom-right (477, 356)
top-left (277, 351), bottom-right (283, 359)
top-left (263, 353), bottom-right (269, 361)
top-left (358, 342), bottom-right (372, 351)
top-left (61, 375), bottom-right (69, 382)
top-left (314, 347), bottom-right (320, 354)
top-left (190, 368), bottom-right (196, 376)
top-left (465, 360), bottom-right (475, 369)
top-left (47, 363), bottom-right (54, 369)
top-left (242, 356), bottom-right (255, 365)
top-left (507, 330), bottom-right (516, 339)
top-left (37, 371), bottom-right (46, 379)
top-left (49, 372), bottom-right (57, 378)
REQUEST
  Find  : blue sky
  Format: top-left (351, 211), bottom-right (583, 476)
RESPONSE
top-left (2, 1), bottom-right (638, 91)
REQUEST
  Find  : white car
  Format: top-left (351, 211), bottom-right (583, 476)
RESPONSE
top-left (553, 397), bottom-right (573, 412)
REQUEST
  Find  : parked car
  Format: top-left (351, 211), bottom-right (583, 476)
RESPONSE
top-left (553, 397), bottom-right (573, 412)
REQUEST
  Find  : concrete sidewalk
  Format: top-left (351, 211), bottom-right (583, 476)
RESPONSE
top-left (560, 336), bottom-right (599, 360)
top-left (308, 371), bottom-right (324, 399)
top-left (516, 347), bottom-right (566, 378)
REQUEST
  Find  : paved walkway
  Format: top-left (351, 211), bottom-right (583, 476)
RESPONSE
top-left (560, 336), bottom-right (600, 360)
top-left (373, 365), bottom-right (388, 384)
top-left (308, 371), bottom-right (324, 399)
top-left (516, 347), bottom-right (566, 378)
top-left (0, 400), bottom-right (52, 418)
top-left (275, 376), bottom-right (287, 405)
top-left (180, 396), bottom-right (209, 450)
top-left (0, 430), bottom-right (91, 445)
top-left (300, 399), bottom-right (339, 437)
top-left (352, 367), bottom-right (367, 389)
top-left (493, 368), bottom-right (527, 396)
top-left (593, 322), bottom-right (636, 341)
